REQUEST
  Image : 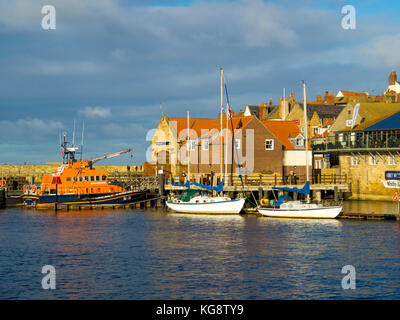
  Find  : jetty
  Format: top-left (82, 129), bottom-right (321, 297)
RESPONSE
top-left (2, 171), bottom-right (400, 220)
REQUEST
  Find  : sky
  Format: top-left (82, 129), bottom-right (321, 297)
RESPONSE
top-left (1, 0), bottom-right (400, 165)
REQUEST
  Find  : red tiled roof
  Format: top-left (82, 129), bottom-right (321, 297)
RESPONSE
top-left (261, 120), bottom-right (310, 150)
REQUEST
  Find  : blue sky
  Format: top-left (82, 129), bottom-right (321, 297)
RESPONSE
top-left (0, 0), bottom-right (400, 165)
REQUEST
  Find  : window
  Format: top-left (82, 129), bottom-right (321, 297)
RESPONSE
top-left (102, 175), bottom-right (107, 181)
top-left (202, 139), bottom-right (209, 151)
top-left (66, 177), bottom-right (71, 181)
top-left (79, 176), bottom-right (83, 182)
top-left (235, 139), bottom-right (240, 150)
top-left (389, 156), bottom-right (397, 166)
top-left (295, 137), bottom-right (304, 147)
top-left (351, 156), bottom-right (359, 166)
top-left (369, 155), bottom-right (377, 165)
top-left (265, 139), bottom-right (274, 150)
top-left (96, 176), bottom-right (100, 181)
top-left (84, 176), bottom-right (89, 181)
top-left (90, 176), bottom-right (95, 181)
top-left (188, 140), bottom-right (196, 151)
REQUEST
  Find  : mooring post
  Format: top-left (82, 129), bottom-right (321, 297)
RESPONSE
top-left (397, 201), bottom-right (400, 221)
top-left (158, 173), bottom-right (165, 196)
top-left (334, 186), bottom-right (338, 204)
top-left (55, 184), bottom-right (58, 212)
top-left (258, 187), bottom-right (263, 202)
top-left (0, 188), bottom-right (5, 209)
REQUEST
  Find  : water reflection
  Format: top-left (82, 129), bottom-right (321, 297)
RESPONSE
top-left (1, 206), bottom-right (400, 299)
top-left (343, 200), bottom-right (397, 214)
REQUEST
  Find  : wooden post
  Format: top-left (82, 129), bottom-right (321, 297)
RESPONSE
top-left (397, 202), bottom-right (400, 221)
top-left (0, 188), bottom-right (5, 208)
top-left (334, 186), bottom-right (338, 204)
top-left (55, 184), bottom-right (58, 212)
top-left (258, 187), bottom-right (263, 202)
top-left (158, 173), bottom-right (165, 196)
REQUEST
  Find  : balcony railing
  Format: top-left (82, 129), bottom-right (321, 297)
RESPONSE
top-left (312, 131), bottom-right (400, 152)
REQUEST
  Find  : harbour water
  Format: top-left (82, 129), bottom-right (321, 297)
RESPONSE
top-left (1, 201), bottom-right (400, 300)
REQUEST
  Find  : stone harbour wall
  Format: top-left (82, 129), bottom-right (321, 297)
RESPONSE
top-left (339, 155), bottom-right (397, 201)
top-left (0, 162), bottom-right (144, 183)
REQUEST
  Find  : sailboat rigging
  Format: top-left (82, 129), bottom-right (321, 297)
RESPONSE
top-left (257, 81), bottom-right (343, 219)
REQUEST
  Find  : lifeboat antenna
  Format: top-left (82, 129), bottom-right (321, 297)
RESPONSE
top-left (72, 119), bottom-right (76, 147)
top-left (80, 121), bottom-right (85, 160)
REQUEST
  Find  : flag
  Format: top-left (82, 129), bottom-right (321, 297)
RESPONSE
top-left (351, 103), bottom-right (360, 129)
top-left (226, 103), bottom-right (233, 119)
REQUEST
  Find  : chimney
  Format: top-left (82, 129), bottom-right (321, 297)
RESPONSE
top-left (389, 71), bottom-right (397, 86)
top-left (279, 97), bottom-right (288, 120)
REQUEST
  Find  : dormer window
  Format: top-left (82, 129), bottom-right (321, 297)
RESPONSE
top-left (296, 137), bottom-right (304, 147)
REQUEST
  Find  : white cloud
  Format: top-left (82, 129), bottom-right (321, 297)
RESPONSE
top-left (358, 33), bottom-right (400, 68)
top-left (0, 118), bottom-right (63, 143)
top-left (78, 106), bottom-right (111, 119)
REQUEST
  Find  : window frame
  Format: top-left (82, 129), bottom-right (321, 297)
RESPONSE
top-left (388, 156), bottom-right (397, 166)
top-left (265, 139), bottom-right (274, 150)
top-left (202, 139), bottom-right (209, 151)
top-left (188, 139), bottom-right (196, 151)
top-left (235, 139), bottom-right (241, 150)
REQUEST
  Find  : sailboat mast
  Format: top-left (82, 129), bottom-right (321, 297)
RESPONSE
top-left (225, 103), bottom-right (229, 184)
top-left (220, 68), bottom-right (224, 181)
top-left (302, 81), bottom-right (309, 183)
top-left (187, 110), bottom-right (190, 183)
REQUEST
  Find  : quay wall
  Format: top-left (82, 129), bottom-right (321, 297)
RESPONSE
top-left (339, 155), bottom-right (395, 201)
top-left (0, 163), bottom-right (143, 183)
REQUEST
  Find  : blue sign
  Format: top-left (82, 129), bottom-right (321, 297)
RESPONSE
top-left (385, 171), bottom-right (400, 180)
top-left (155, 142), bottom-right (170, 146)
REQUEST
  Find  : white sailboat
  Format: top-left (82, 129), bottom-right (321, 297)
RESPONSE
top-left (257, 82), bottom-right (343, 219)
top-left (166, 69), bottom-right (246, 214)
top-left (166, 188), bottom-right (246, 214)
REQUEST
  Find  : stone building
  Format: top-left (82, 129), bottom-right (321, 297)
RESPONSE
top-left (315, 108), bottom-right (400, 200)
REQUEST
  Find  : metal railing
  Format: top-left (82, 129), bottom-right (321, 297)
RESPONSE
top-left (313, 132), bottom-right (400, 152)
top-left (166, 173), bottom-right (347, 187)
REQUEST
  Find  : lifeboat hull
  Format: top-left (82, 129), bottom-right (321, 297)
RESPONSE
top-left (23, 191), bottom-right (148, 208)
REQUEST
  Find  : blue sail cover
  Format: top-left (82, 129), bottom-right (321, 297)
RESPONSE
top-left (273, 181), bottom-right (310, 195)
top-left (191, 181), bottom-right (224, 193)
top-left (172, 181), bottom-right (190, 188)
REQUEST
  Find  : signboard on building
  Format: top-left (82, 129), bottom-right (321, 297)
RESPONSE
top-left (382, 180), bottom-right (400, 188)
top-left (155, 142), bottom-right (170, 146)
top-left (385, 171), bottom-right (400, 180)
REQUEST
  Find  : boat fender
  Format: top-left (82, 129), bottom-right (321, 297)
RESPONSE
top-left (30, 185), bottom-right (37, 194)
top-left (260, 198), bottom-right (269, 206)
